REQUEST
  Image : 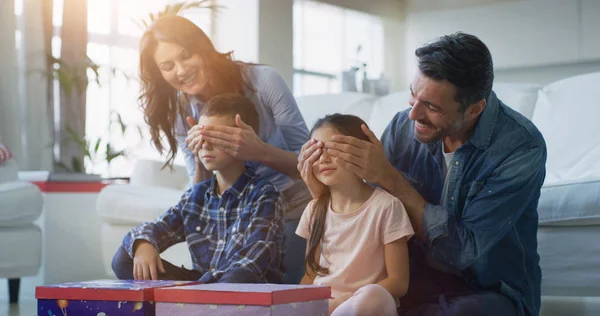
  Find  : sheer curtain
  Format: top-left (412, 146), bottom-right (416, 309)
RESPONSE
top-left (0, 0), bottom-right (52, 171)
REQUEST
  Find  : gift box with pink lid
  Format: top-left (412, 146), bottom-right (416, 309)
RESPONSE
top-left (154, 283), bottom-right (331, 316)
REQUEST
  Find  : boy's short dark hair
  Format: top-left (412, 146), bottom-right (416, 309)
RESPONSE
top-left (200, 93), bottom-right (260, 133)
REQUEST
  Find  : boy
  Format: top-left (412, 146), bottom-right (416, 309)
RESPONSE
top-left (112, 93), bottom-right (285, 284)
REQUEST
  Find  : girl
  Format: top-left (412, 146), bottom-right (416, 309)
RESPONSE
top-left (296, 114), bottom-right (414, 316)
top-left (138, 15), bottom-right (310, 283)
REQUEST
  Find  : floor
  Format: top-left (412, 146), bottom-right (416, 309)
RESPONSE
top-left (0, 298), bottom-right (37, 316)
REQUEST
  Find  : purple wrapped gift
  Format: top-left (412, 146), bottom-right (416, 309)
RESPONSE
top-left (36, 279), bottom-right (200, 316)
top-left (154, 283), bottom-right (331, 316)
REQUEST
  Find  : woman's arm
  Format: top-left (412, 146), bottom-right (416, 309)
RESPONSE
top-left (376, 237), bottom-right (410, 298)
top-left (258, 67), bottom-right (309, 179)
top-left (259, 143), bottom-right (302, 179)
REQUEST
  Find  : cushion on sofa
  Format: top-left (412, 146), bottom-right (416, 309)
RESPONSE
top-left (539, 176), bottom-right (600, 226)
top-left (0, 181), bottom-right (43, 227)
top-left (368, 91), bottom-right (412, 139)
top-left (130, 159), bottom-right (189, 190)
top-left (492, 83), bottom-right (541, 119)
top-left (532, 72), bottom-right (600, 184)
top-left (96, 184), bottom-right (184, 225)
top-left (296, 93), bottom-right (376, 130)
top-left (0, 224), bottom-right (42, 278)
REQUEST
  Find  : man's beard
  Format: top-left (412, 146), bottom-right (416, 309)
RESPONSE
top-left (413, 115), bottom-right (465, 144)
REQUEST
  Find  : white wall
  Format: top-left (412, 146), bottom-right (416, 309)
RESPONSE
top-left (403, 0), bottom-right (600, 85)
top-left (258, 0), bottom-right (294, 87)
top-left (495, 61), bottom-right (600, 85)
top-left (213, 0), bottom-right (407, 92)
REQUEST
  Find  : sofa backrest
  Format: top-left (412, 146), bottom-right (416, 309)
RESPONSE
top-left (295, 93), bottom-right (376, 132)
top-left (531, 72), bottom-right (600, 182)
top-left (368, 91), bottom-right (411, 139)
top-left (492, 83), bottom-right (541, 120)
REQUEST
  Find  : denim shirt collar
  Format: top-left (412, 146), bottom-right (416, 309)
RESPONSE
top-left (468, 91), bottom-right (500, 151)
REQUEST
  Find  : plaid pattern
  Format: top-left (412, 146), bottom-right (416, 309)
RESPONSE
top-left (0, 144), bottom-right (13, 164)
top-left (123, 166), bottom-right (285, 283)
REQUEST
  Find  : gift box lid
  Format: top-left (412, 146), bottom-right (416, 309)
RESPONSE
top-left (36, 279), bottom-right (200, 302)
top-left (154, 283), bottom-right (331, 306)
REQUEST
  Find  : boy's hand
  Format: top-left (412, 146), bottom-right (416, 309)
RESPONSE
top-left (132, 240), bottom-right (166, 280)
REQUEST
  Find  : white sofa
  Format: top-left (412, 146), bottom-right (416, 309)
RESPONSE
top-left (96, 72), bottom-right (600, 315)
top-left (0, 158), bottom-right (43, 303)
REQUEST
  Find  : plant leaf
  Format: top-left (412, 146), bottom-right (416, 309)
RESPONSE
top-left (105, 143), bottom-right (126, 164)
top-left (71, 156), bottom-right (83, 173)
top-left (65, 126), bottom-right (86, 148)
top-left (54, 161), bottom-right (72, 173)
top-left (93, 138), bottom-right (102, 154)
top-left (116, 113), bottom-right (127, 134)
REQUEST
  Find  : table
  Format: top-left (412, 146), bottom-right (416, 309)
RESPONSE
top-left (32, 180), bottom-right (125, 285)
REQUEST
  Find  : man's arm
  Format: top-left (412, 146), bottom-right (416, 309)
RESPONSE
top-left (415, 145), bottom-right (546, 270)
top-left (219, 187), bottom-right (285, 281)
top-left (325, 117), bottom-right (547, 271)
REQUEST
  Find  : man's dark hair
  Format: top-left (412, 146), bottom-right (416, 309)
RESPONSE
top-left (415, 32), bottom-right (494, 111)
top-left (200, 93), bottom-right (260, 134)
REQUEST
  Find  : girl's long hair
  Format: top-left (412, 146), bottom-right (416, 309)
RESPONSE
top-left (138, 15), bottom-right (253, 168)
top-left (306, 114), bottom-right (370, 277)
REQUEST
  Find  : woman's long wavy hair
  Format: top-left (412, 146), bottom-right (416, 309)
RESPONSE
top-left (139, 15), bottom-right (254, 168)
top-left (306, 114), bottom-right (370, 277)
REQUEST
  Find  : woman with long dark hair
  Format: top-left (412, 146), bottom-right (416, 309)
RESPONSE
top-left (138, 15), bottom-right (310, 283)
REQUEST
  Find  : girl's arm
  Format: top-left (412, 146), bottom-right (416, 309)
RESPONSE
top-left (376, 237), bottom-right (410, 298)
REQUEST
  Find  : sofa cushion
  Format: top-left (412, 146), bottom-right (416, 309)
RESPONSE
top-left (492, 83), bottom-right (541, 119)
top-left (539, 176), bottom-right (600, 226)
top-left (532, 72), bottom-right (600, 183)
top-left (0, 181), bottom-right (43, 227)
top-left (96, 184), bottom-right (184, 225)
top-left (296, 93), bottom-right (376, 130)
top-left (130, 159), bottom-right (189, 190)
top-left (0, 224), bottom-right (42, 278)
top-left (368, 91), bottom-right (412, 139)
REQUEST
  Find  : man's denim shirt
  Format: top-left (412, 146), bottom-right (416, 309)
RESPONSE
top-left (381, 91), bottom-right (546, 316)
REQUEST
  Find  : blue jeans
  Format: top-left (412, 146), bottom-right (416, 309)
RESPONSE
top-left (399, 291), bottom-right (517, 316)
top-left (398, 270), bottom-right (518, 316)
top-left (111, 245), bottom-right (260, 283)
top-left (282, 218), bottom-right (306, 284)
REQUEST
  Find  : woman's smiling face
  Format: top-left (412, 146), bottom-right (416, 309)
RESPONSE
top-left (153, 41), bottom-right (208, 96)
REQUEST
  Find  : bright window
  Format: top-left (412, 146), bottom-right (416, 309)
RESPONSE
top-left (293, 0), bottom-right (384, 96)
top-left (85, 0), bottom-right (213, 177)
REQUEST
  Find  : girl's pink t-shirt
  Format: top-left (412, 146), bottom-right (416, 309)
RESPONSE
top-left (296, 187), bottom-right (414, 298)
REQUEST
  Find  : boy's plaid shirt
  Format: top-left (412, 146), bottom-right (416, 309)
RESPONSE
top-left (124, 167), bottom-right (285, 283)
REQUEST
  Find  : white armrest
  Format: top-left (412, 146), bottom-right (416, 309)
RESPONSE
top-left (129, 159), bottom-right (189, 190)
top-left (0, 159), bottom-right (18, 183)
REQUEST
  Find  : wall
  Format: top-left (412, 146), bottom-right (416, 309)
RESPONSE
top-left (495, 61), bottom-right (600, 85)
top-left (405, 0), bottom-right (523, 13)
top-left (403, 0), bottom-right (600, 85)
top-left (213, 0), bottom-right (408, 92)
